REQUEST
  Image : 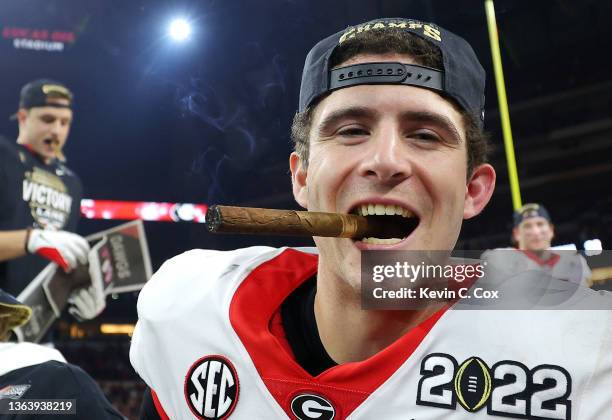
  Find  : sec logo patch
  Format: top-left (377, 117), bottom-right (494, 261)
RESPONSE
top-left (184, 355), bottom-right (239, 419)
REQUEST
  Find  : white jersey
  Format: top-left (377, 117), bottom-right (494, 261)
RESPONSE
top-left (481, 248), bottom-right (591, 287)
top-left (130, 247), bottom-right (612, 419)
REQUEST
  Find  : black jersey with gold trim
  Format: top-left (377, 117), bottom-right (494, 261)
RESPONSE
top-left (0, 136), bottom-right (82, 296)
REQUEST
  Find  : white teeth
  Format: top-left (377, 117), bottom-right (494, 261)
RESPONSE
top-left (361, 237), bottom-right (402, 245)
top-left (351, 203), bottom-right (416, 244)
top-left (353, 203), bottom-right (415, 218)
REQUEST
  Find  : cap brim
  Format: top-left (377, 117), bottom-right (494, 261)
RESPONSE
top-left (0, 289), bottom-right (32, 330)
top-left (0, 303), bottom-right (32, 330)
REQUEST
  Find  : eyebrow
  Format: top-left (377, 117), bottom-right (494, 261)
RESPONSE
top-left (316, 106), bottom-right (462, 144)
top-left (39, 113), bottom-right (72, 121)
top-left (316, 106), bottom-right (374, 136)
top-left (400, 110), bottom-right (462, 144)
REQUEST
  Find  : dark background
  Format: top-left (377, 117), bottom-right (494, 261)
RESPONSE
top-left (2, 0), bottom-right (611, 320)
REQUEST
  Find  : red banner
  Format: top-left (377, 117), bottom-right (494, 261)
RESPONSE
top-left (81, 199), bottom-right (207, 223)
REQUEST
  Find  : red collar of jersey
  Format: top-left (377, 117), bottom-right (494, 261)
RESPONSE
top-left (229, 248), bottom-right (448, 418)
top-left (520, 249), bottom-right (561, 267)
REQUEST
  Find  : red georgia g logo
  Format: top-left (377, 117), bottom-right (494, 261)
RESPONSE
top-left (184, 355), bottom-right (239, 420)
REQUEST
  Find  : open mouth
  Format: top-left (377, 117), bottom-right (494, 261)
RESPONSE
top-left (42, 139), bottom-right (58, 151)
top-left (349, 203), bottom-right (419, 245)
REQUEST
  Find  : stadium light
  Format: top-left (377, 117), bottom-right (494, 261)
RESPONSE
top-left (584, 238), bottom-right (603, 256)
top-left (100, 324), bottom-right (135, 335)
top-left (168, 18), bottom-right (191, 41)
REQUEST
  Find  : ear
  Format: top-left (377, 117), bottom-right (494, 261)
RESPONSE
top-left (549, 223), bottom-right (555, 240)
top-left (16, 109), bottom-right (28, 127)
top-left (463, 163), bottom-right (496, 219)
top-left (512, 227), bottom-right (520, 244)
top-left (289, 152), bottom-right (308, 209)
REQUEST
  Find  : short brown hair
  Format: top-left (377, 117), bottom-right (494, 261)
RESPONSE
top-left (291, 29), bottom-right (489, 175)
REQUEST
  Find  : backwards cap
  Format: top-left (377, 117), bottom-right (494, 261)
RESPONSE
top-left (0, 288), bottom-right (32, 335)
top-left (513, 203), bottom-right (552, 227)
top-left (18, 79), bottom-right (73, 110)
top-left (298, 18), bottom-right (486, 128)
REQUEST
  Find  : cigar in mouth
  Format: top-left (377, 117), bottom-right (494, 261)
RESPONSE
top-left (44, 138), bottom-right (65, 161)
top-left (205, 205), bottom-right (418, 239)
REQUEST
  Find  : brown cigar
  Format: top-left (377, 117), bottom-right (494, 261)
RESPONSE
top-left (206, 205), bottom-right (410, 239)
top-left (51, 139), bottom-right (66, 162)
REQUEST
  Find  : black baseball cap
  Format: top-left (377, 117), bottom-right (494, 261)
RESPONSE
top-left (18, 78), bottom-right (73, 110)
top-left (0, 288), bottom-right (32, 332)
top-left (513, 203), bottom-right (552, 227)
top-left (299, 18), bottom-right (486, 128)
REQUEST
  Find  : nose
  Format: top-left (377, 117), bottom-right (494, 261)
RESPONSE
top-left (49, 120), bottom-right (63, 137)
top-left (526, 225), bottom-right (542, 238)
top-left (357, 127), bottom-right (411, 184)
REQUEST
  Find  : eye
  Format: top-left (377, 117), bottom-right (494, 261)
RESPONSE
top-left (337, 127), bottom-right (369, 137)
top-left (409, 130), bottom-right (441, 142)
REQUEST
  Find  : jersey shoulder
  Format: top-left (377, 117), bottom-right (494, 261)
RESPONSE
top-left (33, 361), bottom-right (123, 418)
top-left (136, 246), bottom-right (281, 321)
top-left (130, 246), bottom-right (287, 407)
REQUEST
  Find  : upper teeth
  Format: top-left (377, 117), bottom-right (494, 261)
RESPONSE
top-left (355, 204), bottom-right (414, 218)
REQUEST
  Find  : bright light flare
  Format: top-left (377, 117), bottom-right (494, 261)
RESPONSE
top-left (168, 18), bottom-right (191, 41)
top-left (584, 238), bottom-right (603, 256)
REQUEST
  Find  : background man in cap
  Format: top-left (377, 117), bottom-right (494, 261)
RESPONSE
top-left (483, 203), bottom-right (591, 287)
top-left (130, 18), bottom-right (611, 419)
top-left (0, 288), bottom-right (124, 419)
top-left (0, 79), bottom-right (103, 321)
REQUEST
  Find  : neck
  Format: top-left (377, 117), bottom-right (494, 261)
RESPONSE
top-left (524, 248), bottom-right (551, 259)
top-left (314, 265), bottom-right (444, 364)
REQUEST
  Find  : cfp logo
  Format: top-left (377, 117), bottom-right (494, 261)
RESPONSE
top-left (291, 394), bottom-right (335, 420)
top-left (416, 353), bottom-right (572, 419)
top-left (184, 356), bottom-right (239, 420)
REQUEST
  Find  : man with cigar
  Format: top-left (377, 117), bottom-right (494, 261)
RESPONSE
top-left (0, 79), bottom-right (103, 320)
top-left (483, 203), bottom-right (591, 287)
top-left (0, 288), bottom-right (124, 419)
top-left (131, 18), bottom-right (612, 419)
